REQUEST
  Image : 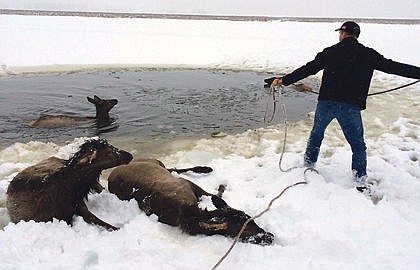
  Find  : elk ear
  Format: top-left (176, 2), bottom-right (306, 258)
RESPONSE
top-left (87, 96), bottom-right (95, 104)
top-left (198, 221), bottom-right (228, 231)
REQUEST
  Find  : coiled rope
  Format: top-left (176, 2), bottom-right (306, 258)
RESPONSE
top-left (264, 85), bottom-right (306, 172)
top-left (275, 85), bottom-right (299, 172)
top-left (263, 85), bottom-right (278, 124)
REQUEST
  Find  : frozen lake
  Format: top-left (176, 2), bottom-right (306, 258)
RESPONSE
top-left (0, 68), bottom-right (317, 153)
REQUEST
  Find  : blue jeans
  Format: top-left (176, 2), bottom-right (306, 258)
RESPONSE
top-left (304, 100), bottom-right (367, 178)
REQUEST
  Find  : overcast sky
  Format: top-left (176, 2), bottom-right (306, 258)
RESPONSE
top-left (1, 0), bottom-right (419, 19)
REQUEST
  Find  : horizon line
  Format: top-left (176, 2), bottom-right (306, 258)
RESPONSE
top-left (1, 9), bottom-right (420, 24)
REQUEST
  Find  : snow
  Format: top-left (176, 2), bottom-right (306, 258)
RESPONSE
top-left (198, 195), bottom-right (217, 211)
top-left (1, 12), bottom-right (420, 270)
top-left (1, 15), bottom-right (420, 76)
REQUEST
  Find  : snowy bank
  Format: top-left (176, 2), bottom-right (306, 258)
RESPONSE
top-left (1, 15), bottom-right (420, 78)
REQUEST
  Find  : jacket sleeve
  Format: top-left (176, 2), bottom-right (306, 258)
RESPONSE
top-left (373, 50), bottom-right (420, 79)
top-left (282, 50), bottom-right (325, 86)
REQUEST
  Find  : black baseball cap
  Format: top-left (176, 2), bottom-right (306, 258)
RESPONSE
top-left (335, 21), bottom-right (361, 37)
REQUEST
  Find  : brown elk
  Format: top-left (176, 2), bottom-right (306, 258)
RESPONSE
top-left (108, 159), bottom-right (274, 245)
top-left (27, 95), bottom-right (117, 128)
top-left (6, 139), bottom-right (133, 230)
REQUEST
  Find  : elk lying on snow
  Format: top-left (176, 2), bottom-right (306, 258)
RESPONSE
top-left (108, 159), bottom-right (274, 245)
top-left (6, 139), bottom-right (133, 230)
top-left (28, 95), bottom-right (118, 128)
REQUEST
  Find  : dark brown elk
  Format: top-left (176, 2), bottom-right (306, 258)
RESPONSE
top-left (6, 139), bottom-right (133, 230)
top-left (108, 159), bottom-right (274, 245)
top-left (27, 95), bottom-right (117, 128)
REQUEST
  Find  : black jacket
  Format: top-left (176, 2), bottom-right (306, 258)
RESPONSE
top-left (282, 37), bottom-right (420, 110)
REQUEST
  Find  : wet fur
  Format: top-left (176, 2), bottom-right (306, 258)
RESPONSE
top-left (108, 159), bottom-right (273, 244)
top-left (28, 95), bottom-right (117, 128)
top-left (6, 139), bottom-right (133, 230)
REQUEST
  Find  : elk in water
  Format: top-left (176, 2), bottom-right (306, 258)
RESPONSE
top-left (28, 95), bottom-right (118, 128)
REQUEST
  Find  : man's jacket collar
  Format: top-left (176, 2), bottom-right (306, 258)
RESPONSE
top-left (340, 36), bottom-right (359, 44)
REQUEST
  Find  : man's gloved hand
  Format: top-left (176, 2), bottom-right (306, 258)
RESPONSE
top-left (264, 77), bottom-right (282, 88)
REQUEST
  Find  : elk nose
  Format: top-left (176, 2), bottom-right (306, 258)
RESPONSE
top-left (256, 232), bottom-right (274, 246)
top-left (119, 150), bottom-right (133, 164)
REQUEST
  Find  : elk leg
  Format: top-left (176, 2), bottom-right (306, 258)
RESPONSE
top-left (91, 181), bottom-right (105, 193)
top-left (211, 195), bottom-right (228, 211)
top-left (75, 201), bottom-right (119, 231)
top-left (167, 166), bottom-right (213, 174)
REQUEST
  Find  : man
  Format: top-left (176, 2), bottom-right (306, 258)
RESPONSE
top-left (269, 21), bottom-right (420, 192)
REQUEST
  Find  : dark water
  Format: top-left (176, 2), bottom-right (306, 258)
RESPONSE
top-left (0, 69), bottom-right (317, 148)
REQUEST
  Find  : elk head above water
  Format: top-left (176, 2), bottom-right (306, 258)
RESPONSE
top-left (87, 95), bottom-right (118, 128)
